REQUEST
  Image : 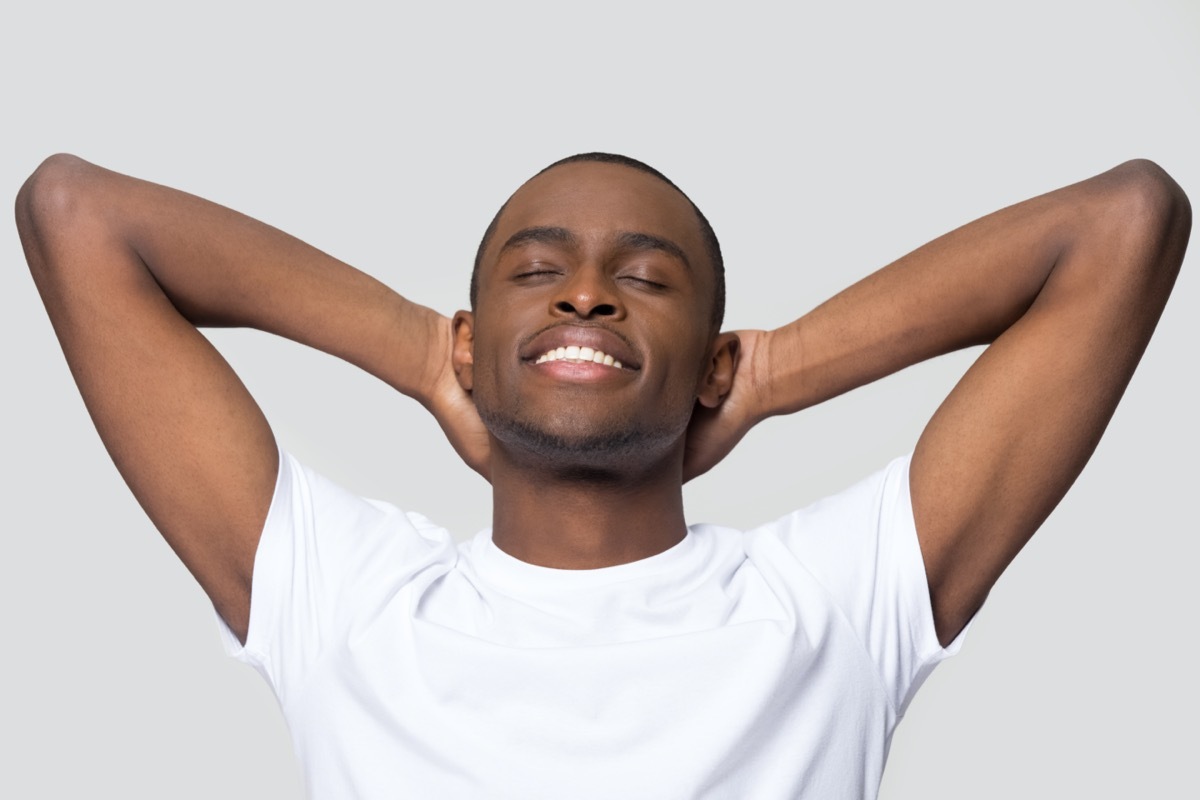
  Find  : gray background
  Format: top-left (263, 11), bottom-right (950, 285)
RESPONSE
top-left (2, 1), bottom-right (1196, 797)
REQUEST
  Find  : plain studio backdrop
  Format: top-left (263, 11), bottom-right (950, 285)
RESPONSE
top-left (2, 1), bottom-right (1196, 797)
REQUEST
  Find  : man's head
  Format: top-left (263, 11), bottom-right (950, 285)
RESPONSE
top-left (454, 154), bottom-right (737, 477)
top-left (471, 153), bottom-right (725, 331)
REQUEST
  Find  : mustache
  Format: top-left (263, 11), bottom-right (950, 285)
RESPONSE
top-left (518, 321), bottom-right (639, 357)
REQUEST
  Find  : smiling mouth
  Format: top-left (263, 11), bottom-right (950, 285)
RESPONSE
top-left (534, 345), bottom-right (625, 369)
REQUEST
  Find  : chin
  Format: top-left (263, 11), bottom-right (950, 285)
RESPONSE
top-left (480, 406), bottom-right (685, 474)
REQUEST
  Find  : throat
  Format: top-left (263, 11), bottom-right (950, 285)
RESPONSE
top-left (489, 463), bottom-right (688, 570)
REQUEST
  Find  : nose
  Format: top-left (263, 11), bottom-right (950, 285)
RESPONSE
top-left (552, 266), bottom-right (622, 320)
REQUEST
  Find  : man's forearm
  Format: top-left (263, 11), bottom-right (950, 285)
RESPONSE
top-left (759, 160), bottom-right (1178, 418)
top-left (24, 154), bottom-right (444, 405)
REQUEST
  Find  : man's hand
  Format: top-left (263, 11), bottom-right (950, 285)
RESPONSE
top-left (424, 313), bottom-right (491, 480)
top-left (683, 329), bottom-right (771, 482)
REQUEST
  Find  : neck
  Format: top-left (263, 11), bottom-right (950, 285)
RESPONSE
top-left (489, 444), bottom-right (688, 569)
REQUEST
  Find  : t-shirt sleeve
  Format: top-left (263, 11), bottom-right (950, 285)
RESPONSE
top-left (771, 453), bottom-right (970, 717)
top-left (214, 446), bottom-right (455, 706)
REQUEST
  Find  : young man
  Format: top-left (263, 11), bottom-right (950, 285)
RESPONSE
top-left (17, 152), bottom-right (1189, 798)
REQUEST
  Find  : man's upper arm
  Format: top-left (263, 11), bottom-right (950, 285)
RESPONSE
top-left (910, 162), bottom-right (1190, 645)
top-left (18, 156), bottom-right (282, 643)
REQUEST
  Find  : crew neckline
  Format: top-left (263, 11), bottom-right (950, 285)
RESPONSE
top-left (470, 528), bottom-right (699, 593)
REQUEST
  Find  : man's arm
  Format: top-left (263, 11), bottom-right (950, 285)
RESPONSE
top-left (16, 154), bottom-right (484, 643)
top-left (689, 159), bottom-right (1189, 645)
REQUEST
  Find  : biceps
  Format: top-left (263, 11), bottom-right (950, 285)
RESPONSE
top-left (911, 176), bottom-right (1187, 645)
top-left (23, 188), bottom-right (276, 642)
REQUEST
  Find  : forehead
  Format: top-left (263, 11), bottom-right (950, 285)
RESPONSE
top-left (488, 162), bottom-right (707, 266)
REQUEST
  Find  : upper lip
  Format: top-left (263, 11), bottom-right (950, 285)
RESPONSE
top-left (520, 323), bottom-right (642, 370)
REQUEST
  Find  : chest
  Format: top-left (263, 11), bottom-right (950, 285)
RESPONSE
top-left (284, 572), bottom-right (893, 799)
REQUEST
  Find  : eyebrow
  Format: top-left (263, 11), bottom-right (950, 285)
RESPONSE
top-left (498, 226), bottom-right (692, 272)
top-left (613, 231), bottom-right (692, 272)
top-left (498, 226), bottom-right (579, 257)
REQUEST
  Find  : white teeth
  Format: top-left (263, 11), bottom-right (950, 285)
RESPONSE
top-left (535, 346), bottom-right (625, 368)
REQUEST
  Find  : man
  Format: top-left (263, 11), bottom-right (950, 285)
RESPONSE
top-left (16, 152), bottom-right (1189, 798)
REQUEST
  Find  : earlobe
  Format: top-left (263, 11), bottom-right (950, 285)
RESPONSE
top-left (451, 310), bottom-right (475, 392)
top-left (697, 332), bottom-right (739, 409)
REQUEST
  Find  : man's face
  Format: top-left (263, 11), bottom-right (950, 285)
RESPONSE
top-left (457, 161), bottom-right (721, 472)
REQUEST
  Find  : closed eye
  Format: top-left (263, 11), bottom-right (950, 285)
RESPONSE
top-left (513, 269), bottom-right (562, 280)
top-left (620, 276), bottom-right (668, 290)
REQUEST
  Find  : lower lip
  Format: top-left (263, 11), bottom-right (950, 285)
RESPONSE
top-left (528, 360), bottom-right (633, 382)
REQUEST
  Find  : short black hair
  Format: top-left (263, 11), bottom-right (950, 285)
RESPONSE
top-left (470, 152), bottom-right (725, 330)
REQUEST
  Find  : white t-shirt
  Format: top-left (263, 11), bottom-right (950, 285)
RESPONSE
top-left (218, 450), bottom-right (966, 799)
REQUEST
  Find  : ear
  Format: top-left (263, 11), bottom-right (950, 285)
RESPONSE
top-left (696, 331), bottom-right (739, 409)
top-left (451, 310), bottom-right (475, 392)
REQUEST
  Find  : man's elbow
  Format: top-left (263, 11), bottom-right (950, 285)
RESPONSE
top-left (16, 154), bottom-right (103, 276)
top-left (1107, 159), bottom-right (1192, 278)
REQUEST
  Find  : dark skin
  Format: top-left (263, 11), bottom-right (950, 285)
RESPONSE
top-left (451, 163), bottom-right (738, 568)
top-left (17, 154), bottom-right (1190, 650)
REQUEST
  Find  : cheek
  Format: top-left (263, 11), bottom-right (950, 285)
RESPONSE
top-left (644, 353), bottom-right (711, 420)
top-left (659, 323), bottom-right (714, 384)
top-left (470, 351), bottom-right (503, 401)
top-left (466, 326), bottom-right (522, 407)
